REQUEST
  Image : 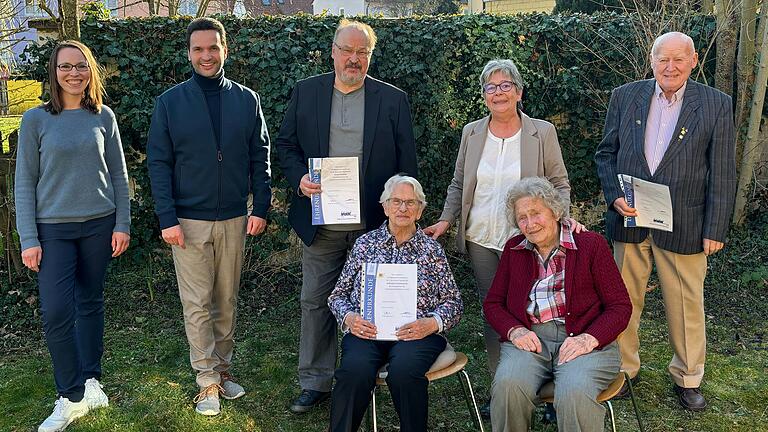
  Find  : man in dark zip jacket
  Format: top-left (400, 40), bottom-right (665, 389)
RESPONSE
top-left (147, 17), bottom-right (271, 417)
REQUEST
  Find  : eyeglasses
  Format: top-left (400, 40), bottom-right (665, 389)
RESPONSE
top-left (387, 198), bottom-right (421, 209)
top-left (57, 63), bottom-right (90, 72)
top-left (333, 43), bottom-right (371, 58)
top-left (483, 81), bottom-right (516, 94)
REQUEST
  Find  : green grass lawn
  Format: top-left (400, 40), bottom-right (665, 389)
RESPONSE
top-left (1, 223), bottom-right (766, 432)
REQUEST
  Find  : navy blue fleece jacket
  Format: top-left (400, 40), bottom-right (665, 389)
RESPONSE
top-left (147, 70), bottom-right (271, 229)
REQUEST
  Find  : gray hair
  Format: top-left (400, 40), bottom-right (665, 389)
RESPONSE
top-left (506, 177), bottom-right (568, 229)
top-left (379, 174), bottom-right (427, 207)
top-left (650, 32), bottom-right (695, 58)
top-left (479, 59), bottom-right (524, 97)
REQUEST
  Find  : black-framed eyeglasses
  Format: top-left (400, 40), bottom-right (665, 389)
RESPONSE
top-left (387, 198), bottom-right (420, 209)
top-left (57, 63), bottom-right (90, 72)
top-left (333, 42), bottom-right (371, 58)
top-left (483, 81), bottom-right (515, 94)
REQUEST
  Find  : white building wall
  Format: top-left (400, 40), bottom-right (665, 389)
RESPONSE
top-left (313, 0), bottom-right (366, 15)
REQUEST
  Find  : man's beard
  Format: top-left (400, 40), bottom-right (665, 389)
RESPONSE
top-left (339, 65), bottom-right (364, 86)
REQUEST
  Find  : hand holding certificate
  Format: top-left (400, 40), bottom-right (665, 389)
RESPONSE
top-left (617, 174), bottom-right (674, 232)
top-left (309, 157), bottom-right (361, 225)
top-left (360, 263), bottom-right (417, 341)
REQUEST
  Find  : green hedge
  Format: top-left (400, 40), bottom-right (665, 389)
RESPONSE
top-left (20, 13), bottom-right (716, 263)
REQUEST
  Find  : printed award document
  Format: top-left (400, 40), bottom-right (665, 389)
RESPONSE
top-left (360, 263), bottom-right (418, 341)
top-left (309, 157), bottom-right (361, 225)
top-left (617, 174), bottom-right (673, 232)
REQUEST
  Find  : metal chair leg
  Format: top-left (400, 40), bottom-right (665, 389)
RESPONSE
top-left (370, 386), bottom-right (378, 432)
top-left (458, 369), bottom-right (486, 432)
top-left (606, 400), bottom-right (616, 432)
top-left (624, 371), bottom-right (644, 432)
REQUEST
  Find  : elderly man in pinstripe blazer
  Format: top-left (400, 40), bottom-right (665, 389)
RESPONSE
top-left (595, 32), bottom-right (736, 412)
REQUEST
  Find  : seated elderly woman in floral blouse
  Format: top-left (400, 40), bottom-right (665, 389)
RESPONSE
top-left (327, 174), bottom-right (463, 432)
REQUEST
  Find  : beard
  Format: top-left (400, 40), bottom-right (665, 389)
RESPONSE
top-left (338, 64), bottom-right (364, 86)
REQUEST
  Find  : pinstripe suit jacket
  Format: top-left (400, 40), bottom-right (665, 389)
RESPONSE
top-left (595, 79), bottom-right (737, 255)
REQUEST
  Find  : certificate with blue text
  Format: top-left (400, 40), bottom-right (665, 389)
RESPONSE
top-left (617, 174), bottom-right (673, 232)
top-left (308, 157), bottom-right (361, 225)
top-left (360, 263), bottom-right (417, 341)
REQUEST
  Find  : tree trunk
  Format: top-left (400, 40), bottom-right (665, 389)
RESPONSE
top-left (701, 0), bottom-right (713, 13)
top-left (197, 0), bottom-right (211, 17)
top-left (733, 4), bottom-right (768, 224)
top-left (735, 0), bottom-right (757, 137)
top-left (714, 0), bottom-right (737, 96)
top-left (60, 0), bottom-right (80, 40)
top-left (754, 0), bottom-right (767, 59)
top-left (168, 0), bottom-right (179, 16)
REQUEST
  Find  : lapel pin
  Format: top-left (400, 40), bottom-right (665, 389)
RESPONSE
top-left (635, 120), bottom-right (641, 125)
top-left (678, 127), bottom-right (687, 140)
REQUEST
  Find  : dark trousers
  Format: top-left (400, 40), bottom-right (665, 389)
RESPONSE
top-left (299, 228), bottom-right (364, 392)
top-left (37, 214), bottom-right (114, 402)
top-left (330, 333), bottom-right (447, 432)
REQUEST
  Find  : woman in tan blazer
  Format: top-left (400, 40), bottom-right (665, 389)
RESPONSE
top-left (424, 59), bottom-right (582, 417)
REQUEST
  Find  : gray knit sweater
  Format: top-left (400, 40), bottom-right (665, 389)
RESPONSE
top-left (14, 106), bottom-right (131, 250)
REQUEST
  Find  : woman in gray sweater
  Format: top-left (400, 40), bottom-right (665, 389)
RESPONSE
top-left (14, 40), bottom-right (130, 432)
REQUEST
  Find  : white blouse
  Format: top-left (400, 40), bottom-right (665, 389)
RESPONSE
top-left (464, 128), bottom-right (522, 251)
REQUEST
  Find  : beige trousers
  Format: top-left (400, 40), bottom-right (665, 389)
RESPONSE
top-left (614, 236), bottom-right (707, 388)
top-left (172, 216), bottom-right (247, 388)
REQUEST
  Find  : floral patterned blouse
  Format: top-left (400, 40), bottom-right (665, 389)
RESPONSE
top-left (328, 223), bottom-right (463, 333)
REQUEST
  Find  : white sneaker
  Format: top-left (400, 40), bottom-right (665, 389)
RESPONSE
top-left (220, 372), bottom-right (245, 400)
top-left (84, 378), bottom-right (109, 409)
top-left (193, 384), bottom-right (222, 416)
top-left (38, 396), bottom-right (89, 432)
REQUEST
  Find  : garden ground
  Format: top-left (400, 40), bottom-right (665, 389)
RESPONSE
top-left (0, 218), bottom-right (766, 432)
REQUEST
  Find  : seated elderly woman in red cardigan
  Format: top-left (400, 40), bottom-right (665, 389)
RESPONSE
top-left (483, 177), bottom-right (631, 432)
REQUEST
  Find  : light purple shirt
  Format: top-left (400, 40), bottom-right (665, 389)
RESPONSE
top-left (644, 82), bottom-right (686, 175)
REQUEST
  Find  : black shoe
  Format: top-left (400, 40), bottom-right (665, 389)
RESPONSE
top-left (289, 389), bottom-right (330, 414)
top-left (615, 375), bottom-right (639, 399)
top-left (674, 385), bottom-right (707, 411)
top-left (541, 402), bottom-right (557, 424)
top-left (479, 400), bottom-right (490, 420)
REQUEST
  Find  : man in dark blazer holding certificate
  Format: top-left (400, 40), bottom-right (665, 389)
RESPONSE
top-left (275, 19), bottom-right (417, 413)
top-left (595, 32), bottom-right (736, 411)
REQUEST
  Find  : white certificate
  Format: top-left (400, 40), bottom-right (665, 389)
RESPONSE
top-left (360, 263), bottom-right (417, 341)
top-left (617, 174), bottom-right (673, 232)
top-left (309, 157), bottom-right (361, 225)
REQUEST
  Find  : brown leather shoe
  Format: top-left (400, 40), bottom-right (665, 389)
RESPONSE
top-left (674, 385), bottom-right (707, 411)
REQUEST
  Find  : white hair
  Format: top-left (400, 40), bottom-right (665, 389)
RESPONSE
top-left (379, 174), bottom-right (426, 207)
top-left (506, 177), bottom-right (568, 229)
top-left (651, 32), bottom-right (695, 58)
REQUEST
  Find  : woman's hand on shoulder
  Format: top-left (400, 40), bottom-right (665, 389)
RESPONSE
top-left (423, 220), bottom-right (450, 239)
top-left (111, 232), bottom-right (130, 257)
top-left (566, 217), bottom-right (587, 234)
top-left (21, 246), bottom-right (42, 272)
top-left (397, 317), bottom-right (439, 341)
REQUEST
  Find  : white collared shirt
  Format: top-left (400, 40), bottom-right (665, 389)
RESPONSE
top-left (465, 128), bottom-right (522, 251)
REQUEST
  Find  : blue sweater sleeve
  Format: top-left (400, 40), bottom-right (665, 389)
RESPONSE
top-left (103, 108), bottom-right (131, 234)
top-left (14, 109), bottom-right (41, 250)
top-left (147, 97), bottom-right (179, 229)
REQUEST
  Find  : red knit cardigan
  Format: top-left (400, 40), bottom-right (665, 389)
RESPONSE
top-left (483, 231), bottom-right (631, 349)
